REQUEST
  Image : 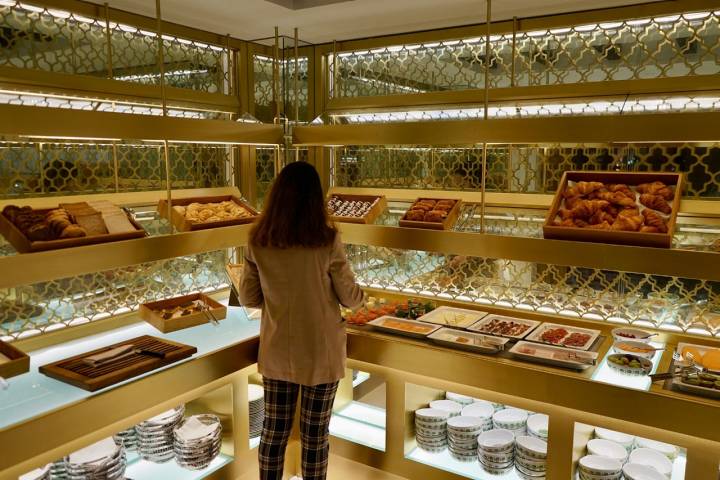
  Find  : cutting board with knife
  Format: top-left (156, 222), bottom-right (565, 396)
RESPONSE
top-left (39, 335), bottom-right (197, 391)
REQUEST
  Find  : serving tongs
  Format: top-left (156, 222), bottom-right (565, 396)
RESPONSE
top-left (82, 344), bottom-right (166, 367)
top-left (649, 351), bottom-right (704, 382)
top-left (567, 351), bottom-right (597, 366)
top-left (198, 299), bottom-right (220, 327)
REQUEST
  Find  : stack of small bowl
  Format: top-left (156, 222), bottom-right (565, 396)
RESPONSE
top-left (428, 399), bottom-right (463, 418)
top-left (445, 391), bottom-right (475, 406)
top-left (527, 414), bottom-right (549, 441)
top-left (627, 448), bottom-right (674, 478)
top-left (19, 465), bottom-right (51, 480)
top-left (414, 408), bottom-right (450, 453)
top-left (460, 401), bottom-right (494, 432)
top-left (136, 405), bottom-right (185, 463)
top-left (113, 427), bottom-right (138, 452)
top-left (173, 414), bottom-right (223, 470)
top-left (477, 429), bottom-right (515, 475)
top-left (515, 435), bottom-right (548, 480)
top-left (248, 384), bottom-right (265, 439)
top-left (577, 455), bottom-right (623, 480)
top-left (49, 460), bottom-right (68, 479)
top-left (446, 416), bottom-right (485, 462)
top-left (64, 437), bottom-right (127, 480)
top-left (593, 427), bottom-right (634, 453)
top-left (493, 408), bottom-right (529, 437)
top-left (586, 438), bottom-right (629, 465)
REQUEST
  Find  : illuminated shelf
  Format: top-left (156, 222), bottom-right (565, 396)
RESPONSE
top-left (407, 447), bottom-right (523, 480)
top-left (330, 401), bottom-right (386, 451)
top-left (125, 452), bottom-right (233, 480)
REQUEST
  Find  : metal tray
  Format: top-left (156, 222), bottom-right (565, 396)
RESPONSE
top-left (524, 322), bottom-right (601, 351)
top-left (417, 306), bottom-right (489, 329)
top-left (509, 341), bottom-right (598, 371)
top-left (368, 316), bottom-right (440, 339)
top-left (428, 327), bottom-right (508, 354)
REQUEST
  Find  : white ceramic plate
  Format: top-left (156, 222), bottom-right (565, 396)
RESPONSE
top-left (368, 316), bottom-right (440, 339)
top-left (525, 323), bottom-right (601, 351)
top-left (509, 341), bottom-right (598, 370)
top-left (611, 327), bottom-right (654, 343)
top-left (428, 327), bottom-right (508, 354)
top-left (417, 305), bottom-right (489, 329)
top-left (467, 314), bottom-right (541, 339)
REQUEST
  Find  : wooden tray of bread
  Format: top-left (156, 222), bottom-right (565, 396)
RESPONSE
top-left (158, 195), bottom-right (259, 232)
top-left (140, 293), bottom-right (227, 333)
top-left (543, 171), bottom-right (684, 248)
top-left (0, 201), bottom-right (146, 253)
top-left (327, 193), bottom-right (387, 224)
top-left (39, 335), bottom-right (197, 391)
top-left (0, 340), bottom-right (30, 380)
top-left (399, 198), bottom-right (462, 230)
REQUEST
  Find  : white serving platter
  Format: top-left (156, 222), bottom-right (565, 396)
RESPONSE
top-left (417, 306), bottom-right (489, 329)
top-left (368, 316), bottom-right (441, 339)
top-left (467, 314), bottom-right (541, 339)
top-left (525, 322), bottom-right (601, 351)
top-left (509, 341), bottom-right (598, 370)
top-left (428, 327), bottom-right (508, 354)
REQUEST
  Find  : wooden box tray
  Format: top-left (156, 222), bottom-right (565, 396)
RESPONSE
top-left (158, 195), bottom-right (259, 232)
top-left (140, 293), bottom-right (227, 333)
top-left (39, 335), bottom-right (197, 391)
top-left (543, 171), bottom-right (684, 248)
top-left (327, 193), bottom-right (387, 224)
top-left (0, 340), bottom-right (30, 380)
top-left (398, 198), bottom-right (462, 230)
top-left (0, 208), bottom-right (146, 253)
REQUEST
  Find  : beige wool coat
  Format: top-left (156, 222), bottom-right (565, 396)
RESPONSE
top-left (238, 233), bottom-right (364, 386)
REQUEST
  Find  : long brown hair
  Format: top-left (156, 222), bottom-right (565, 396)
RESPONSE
top-left (250, 162), bottom-right (336, 248)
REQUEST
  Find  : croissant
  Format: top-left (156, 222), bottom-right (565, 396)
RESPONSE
top-left (588, 221), bottom-right (612, 230)
top-left (637, 181), bottom-right (674, 200)
top-left (597, 191), bottom-right (636, 207)
top-left (564, 196), bottom-right (582, 209)
top-left (571, 199), bottom-right (610, 219)
top-left (608, 183), bottom-right (634, 198)
top-left (618, 207), bottom-right (640, 218)
top-left (558, 208), bottom-right (574, 220)
top-left (590, 209), bottom-right (616, 225)
top-left (611, 215), bottom-right (642, 232)
top-left (554, 219), bottom-right (576, 227)
top-left (642, 209), bottom-right (668, 233)
top-left (640, 193), bottom-right (672, 214)
top-left (564, 181), bottom-right (604, 198)
top-left (574, 218), bottom-right (589, 228)
top-left (640, 226), bottom-right (660, 233)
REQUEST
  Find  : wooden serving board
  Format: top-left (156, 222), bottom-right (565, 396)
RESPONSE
top-left (0, 208), bottom-right (146, 253)
top-left (328, 193), bottom-right (387, 225)
top-left (543, 171), bottom-right (684, 248)
top-left (158, 195), bottom-right (259, 232)
top-left (39, 335), bottom-right (197, 391)
top-left (398, 198), bottom-right (462, 230)
top-left (140, 293), bottom-right (227, 333)
top-left (0, 340), bottom-right (30, 380)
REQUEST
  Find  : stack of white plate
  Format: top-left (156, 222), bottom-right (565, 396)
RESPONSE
top-left (477, 429), bottom-right (515, 475)
top-left (49, 460), bottom-right (68, 479)
top-left (65, 438), bottom-right (126, 480)
top-left (593, 428), bottom-right (634, 453)
top-left (249, 384), bottom-right (265, 439)
top-left (577, 455), bottom-right (622, 480)
top-left (414, 408), bottom-right (449, 453)
top-left (446, 416), bottom-right (485, 462)
top-left (136, 405), bottom-right (185, 463)
top-left (628, 448), bottom-right (674, 478)
top-left (527, 414), bottom-right (549, 440)
top-left (586, 439), bottom-right (628, 464)
top-left (515, 435), bottom-right (547, 480)
top-left (445, 392), bottom-right (474, 406)
top-left (19, 465), bottom-right (51, 480)
top-left (173, 414), bottom-right (223, 470)
top-left (493, 408), bottom-right (528, 437)
top-left (429, 399), bottom-right (463, 418)
top-left (113, 427), bottom-right (138, 451)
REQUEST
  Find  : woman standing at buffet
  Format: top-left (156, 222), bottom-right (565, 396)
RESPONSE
top-left (239, 161), bottom-right (364, 480)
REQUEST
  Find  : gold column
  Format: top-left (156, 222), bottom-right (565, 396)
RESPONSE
top-left (511, 16), bottom-right (517, 87)
top-left (104, 3), bottom-right (113, 79)
top-left (273, 27), bottom-right (280, 123)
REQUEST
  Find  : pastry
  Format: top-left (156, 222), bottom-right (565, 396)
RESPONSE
top-left (587, 221), bottom-right (612, 230)
top-left (607, 183), bottom-right (634, 198)
top-left (570, 199), bottom-right (610, 219)
top-left (640, 226), bottom-right (660, 233)
top-left (564, 181), bottom-right (604, 198)
top-left (424, 210), bottom-right (447, 222)
top-left (327, 196), bottom-right (380, 218)
top-left (640, 193), bottom-right (672, 214)
top-left (75, 213), bottom-right (108, 236)
top-left (59, 224), bottom-right (87, 238)
top-left (637, 181), bottom-right (674, 200)
top-left (611, 214), bottom-right (642, 232)
top-left (405, 210), bottom-right (425, 221)
top-left (26, 223), bottom-right (51, 241)
top-left (597, 191), bottom-right (636, 207)
top-left (642, 209), bottom-right (669, 233)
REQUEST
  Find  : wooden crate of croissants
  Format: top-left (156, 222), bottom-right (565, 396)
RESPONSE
top-left (158, 195), bottom-right (259, 232)
top-left (399, 198), bottom-right (463, 230)
top-left (543, 171), bottom-right (684, 248)
top-left (0, 201), bottom-right (146, 253)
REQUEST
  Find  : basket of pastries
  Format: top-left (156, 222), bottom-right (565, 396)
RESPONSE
top-left (327, 193), bottom-right (387, 224)
top-left (0, 200), bottom-right (146, 253)
top-left (158, 195), bottom-right (259, 232)
top-left (543, 171), bottom-right (683, 248)
top-left (399, 198), bottom-right (462, 230)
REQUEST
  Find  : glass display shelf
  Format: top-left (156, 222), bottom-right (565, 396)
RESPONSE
top-left (125, 451), bottom-right (233, 480)
top-left (592, 341), bottom-right (665, 391)
top-left (407, 447), bottom-right (523, 480)
top-left (330, 401), bottom-right (386, 451)
top-left (0, 303), bottom-right (259, 430)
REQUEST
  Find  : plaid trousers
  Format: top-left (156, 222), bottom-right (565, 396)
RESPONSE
top-left (259, 378), bottom-right (339, 480)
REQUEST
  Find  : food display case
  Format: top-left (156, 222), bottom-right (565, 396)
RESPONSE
top-left (1, 0), bottom-right (720, 480)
